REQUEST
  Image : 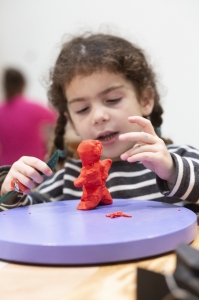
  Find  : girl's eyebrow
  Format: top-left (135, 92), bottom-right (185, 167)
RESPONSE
top-left (98, 85), bottom-right (124, 97)
top-left (68, 85), bottom-right (124, 105)
top-left (68, 97), bottom-right (85, 105)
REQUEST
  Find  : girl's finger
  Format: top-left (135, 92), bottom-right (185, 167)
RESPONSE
top-left (10, 173), bottom-right (38, 189)
top-left (123, 151), bottom-right (158, 164)
top-left (120, 143), bottom-right (156, 160)
top-left (16, 164), bottom-right (45, 184)
top-left (128, 116), bottom-right (156, 135)
top-left (119, 131), bottom-right (157, 144)
top-left (13, 156), bottom-right (52, 177)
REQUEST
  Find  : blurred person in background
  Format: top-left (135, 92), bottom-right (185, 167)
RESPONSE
top-left (0, 68), bottom-right (57, 165)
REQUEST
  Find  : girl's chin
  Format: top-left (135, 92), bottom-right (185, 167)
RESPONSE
top-left (101, 141), bottom-right (133, 160)
top-left (101, 155), bottom-right (122, 161)
top-left (101, 150), bottom-right (123, 161)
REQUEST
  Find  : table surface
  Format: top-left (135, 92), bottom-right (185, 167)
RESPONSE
top-left (0, 199), bottom-right (197, 265)
top-left (0, 224), bottom-right (198, 300)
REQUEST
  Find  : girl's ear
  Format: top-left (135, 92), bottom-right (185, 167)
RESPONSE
top-left (140, 87), bottom-right (155, 116)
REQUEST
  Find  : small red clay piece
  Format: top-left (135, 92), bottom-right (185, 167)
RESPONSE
top-left (11, 179), bottom-right (29, 193)
top-left (74, 140), bottom-right (113, 210)
top-left (106, 211), bottom-right (132, 218)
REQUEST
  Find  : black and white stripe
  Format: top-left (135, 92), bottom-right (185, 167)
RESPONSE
top-left (1, 144), bottom-right (199, 211)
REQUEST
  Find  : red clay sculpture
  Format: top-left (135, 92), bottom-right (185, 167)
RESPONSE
top-left (74, 140), bottom-right (113, 210)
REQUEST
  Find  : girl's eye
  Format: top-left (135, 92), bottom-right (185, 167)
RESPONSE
top-left (76, 107), bottom-right (89, 114)
top-left (106, 98), bottom-right (121, 104)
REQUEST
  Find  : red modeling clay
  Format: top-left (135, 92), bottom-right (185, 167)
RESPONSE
top-left (10, 178), bottom-right (29, 193)
top-left (74, 140), bottom-right (113, 210)
top-left (106, 211), bottom-right (132, 218)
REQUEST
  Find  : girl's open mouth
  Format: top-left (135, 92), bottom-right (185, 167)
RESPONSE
top-left (97, 132), bottom-right (118, 142)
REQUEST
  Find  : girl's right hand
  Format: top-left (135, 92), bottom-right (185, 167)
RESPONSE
top-left (0, 156), bottom-right (53, 197)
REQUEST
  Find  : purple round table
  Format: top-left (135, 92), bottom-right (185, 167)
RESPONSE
top-left (0, 199), bottom-right (197, 265)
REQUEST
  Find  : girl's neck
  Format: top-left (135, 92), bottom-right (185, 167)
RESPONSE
top-left (100, 156), bottom-right (122, 162)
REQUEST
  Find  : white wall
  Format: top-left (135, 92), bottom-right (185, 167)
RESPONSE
top-left (0, 0), bottom-right (199, 148)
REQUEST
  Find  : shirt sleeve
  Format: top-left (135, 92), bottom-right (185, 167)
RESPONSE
top-left (0, 165), bottom-right (10, 187)
top-left (157, 151), bottom-right (199, 202)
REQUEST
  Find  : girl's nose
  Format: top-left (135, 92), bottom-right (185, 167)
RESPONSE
top-left (92, 107), bottom-right (109, 125)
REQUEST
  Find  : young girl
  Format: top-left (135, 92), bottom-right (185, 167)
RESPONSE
top-left (1, 33), bottom-right (199, 211)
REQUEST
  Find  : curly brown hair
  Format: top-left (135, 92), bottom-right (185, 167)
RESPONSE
top-left (48, 33), bottom-right (172, 165)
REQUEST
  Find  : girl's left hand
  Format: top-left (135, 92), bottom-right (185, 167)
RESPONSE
top-left (119, 116), bottom-right (176, 185)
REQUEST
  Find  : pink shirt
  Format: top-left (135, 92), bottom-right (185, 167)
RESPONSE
top-left (0, 95), bottom-right (57, 165)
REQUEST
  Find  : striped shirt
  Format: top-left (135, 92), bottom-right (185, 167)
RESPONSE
top-left (1, 144), bottom-right (199, 211)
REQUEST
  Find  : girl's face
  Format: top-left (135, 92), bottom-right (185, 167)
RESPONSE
top-left (66, 71), bottom-right (154, 160)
